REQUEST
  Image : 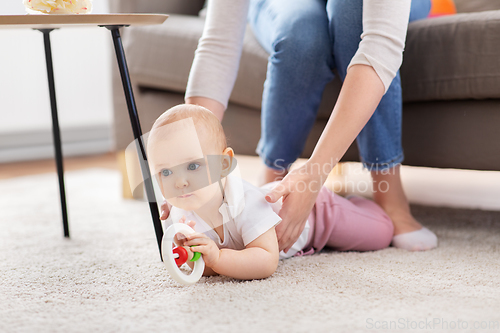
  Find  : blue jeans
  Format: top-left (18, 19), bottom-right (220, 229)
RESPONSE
top-left (248, 0), bottom-right (431, 171)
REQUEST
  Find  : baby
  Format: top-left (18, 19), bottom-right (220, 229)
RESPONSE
top-left (147, 104), bottom-right (394, 280)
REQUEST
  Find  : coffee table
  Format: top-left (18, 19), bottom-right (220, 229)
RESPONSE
top-left (0, 14), bottom-right (168, 259)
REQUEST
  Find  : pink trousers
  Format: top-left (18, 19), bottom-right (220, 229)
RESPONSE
top-left (297, 187), bottom-right (394, 255)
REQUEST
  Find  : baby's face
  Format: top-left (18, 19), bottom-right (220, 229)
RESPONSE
top-left (149, 121), bottom-right (224, 212)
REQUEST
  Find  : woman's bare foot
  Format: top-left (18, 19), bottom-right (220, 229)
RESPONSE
top-left (371, 164), bottom-right (437, 251)
top-left (371, 164), bottom-right (422, 235)
top-left (256, 165), bottom-right (288, 187)
top-left (384, 208), bottom-right (423, 235)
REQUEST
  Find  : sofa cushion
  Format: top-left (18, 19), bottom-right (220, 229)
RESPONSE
top-left (124, 15), bottom-right (205, 95)
top-left (401, 10), bottom-right (500, 102)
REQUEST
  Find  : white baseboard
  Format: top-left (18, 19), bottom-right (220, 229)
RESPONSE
top-left (0, 125), bottom-right (114, 163)
top-left (326, 162), bottom-right (500, 212)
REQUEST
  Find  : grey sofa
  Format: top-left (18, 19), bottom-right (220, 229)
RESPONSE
top-left (110, 0), bottom-right (500, 173)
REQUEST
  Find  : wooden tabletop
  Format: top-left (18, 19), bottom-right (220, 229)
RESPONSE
top-left (0, 14), bottom-right (168, 29)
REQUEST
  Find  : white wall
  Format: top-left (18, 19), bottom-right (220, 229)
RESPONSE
top-left (0, 1), bottom-right (114, 162)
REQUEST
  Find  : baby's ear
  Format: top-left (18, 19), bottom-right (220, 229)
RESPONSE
top-left (221, 148), bottom-right (236, 178)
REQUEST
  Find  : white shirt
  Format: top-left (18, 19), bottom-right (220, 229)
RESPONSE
top-left (167, 170), bottom-right (310, 259)
top-left (186, 0), bottom-right (412, 108)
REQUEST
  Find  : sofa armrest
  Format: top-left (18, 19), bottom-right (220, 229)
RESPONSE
top-left (401, 10), bottom-right (500, 102)
top-left (108, 0), bottom-right (205, 15)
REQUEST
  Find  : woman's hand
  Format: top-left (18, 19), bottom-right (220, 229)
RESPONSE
top-left (265, 160), bottom-right (327, 252)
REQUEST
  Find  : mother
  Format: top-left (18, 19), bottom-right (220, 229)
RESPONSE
top-left (175, 0), bottom-right (437, 252)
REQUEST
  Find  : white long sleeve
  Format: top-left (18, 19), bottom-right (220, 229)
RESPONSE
top-left (348, 0), bottom-right (412, 92)
top-left (185, 0), bottom-right (250, 109)
top-left (185, 0), bottom-right (411, 107)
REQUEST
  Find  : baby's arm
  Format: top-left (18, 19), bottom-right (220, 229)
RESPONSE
top-left (217, 227), bottom-right (279, 280)
top-left (184, 227), bottom-right (280, 280)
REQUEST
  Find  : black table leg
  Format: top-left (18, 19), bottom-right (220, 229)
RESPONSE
top-left (105, 26), bottom-right (164, 260)
top-left (38, 29), bottom-right (70, 238)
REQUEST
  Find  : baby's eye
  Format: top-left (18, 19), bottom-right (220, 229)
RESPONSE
top-left (187, 163), bottom-right (200, 171)
top-left (161, 169), bottom-right (172, 177)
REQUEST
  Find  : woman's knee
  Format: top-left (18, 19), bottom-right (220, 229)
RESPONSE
top-left (326, 0), bottom-right (363, 75)
top-left (269, 9), bottom-right (333, 71)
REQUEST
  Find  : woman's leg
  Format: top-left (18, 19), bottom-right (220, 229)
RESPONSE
top-left (371, 1), bottom-right (434, 245)
top-left (248, 0), bottom-right (335, 184)
top-left (326, 0), bottom-right (436, 250)
top-left (326, 0), bottom-right (406, 171)
top-left (371, 164), bottom-right (419, 234)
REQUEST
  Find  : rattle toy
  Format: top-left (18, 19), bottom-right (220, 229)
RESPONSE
top-left (162, 223), bottom-right (205, 286)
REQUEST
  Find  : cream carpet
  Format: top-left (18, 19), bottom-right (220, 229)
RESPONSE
top-left (1, 169), bottom-right (499, 333)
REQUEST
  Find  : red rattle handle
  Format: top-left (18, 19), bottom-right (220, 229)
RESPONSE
top-left (172, 246), bottom-right (189, 267)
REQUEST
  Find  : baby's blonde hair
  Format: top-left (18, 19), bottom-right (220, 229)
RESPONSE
top-left (148, 104), bottom-right (227, 153)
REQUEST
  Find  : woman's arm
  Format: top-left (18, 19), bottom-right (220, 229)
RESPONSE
top-left (310, 0), bottom-right (412, 171)
top-left (349, 0), bottom-right (411, 92)
top-left (310, 64), bottom-right (385, 175)
top-left (267, 65), bottom-right (385, 252)
top-left (185, 0), bottom-right (250, 114)
top-left (185, 97), bottom-right (225, 122)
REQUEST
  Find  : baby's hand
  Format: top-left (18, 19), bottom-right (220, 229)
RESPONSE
top-left (184, 233), bottom-right (220, 268)
top-left (173, 216), bottom-right (197, 246)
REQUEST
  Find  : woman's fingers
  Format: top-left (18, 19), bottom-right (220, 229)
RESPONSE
top-left (275, 210), bottom-right (301, 252)
top-left (265, 180), bottom-right (290, 203)
top-left (272, 166), bottom-right (322, 252)
top-left (284, 219), bottom-right (308, 253)
top-left (277, 194), bottom-right (314, 251)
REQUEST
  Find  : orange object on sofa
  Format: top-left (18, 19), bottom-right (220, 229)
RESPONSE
top-left (429, 0), bottom-right (457, 17)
